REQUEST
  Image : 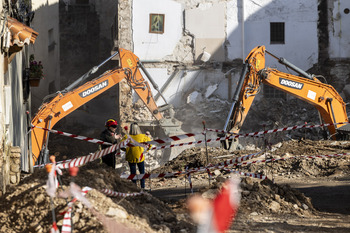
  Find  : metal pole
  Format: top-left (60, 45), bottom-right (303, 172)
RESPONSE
top-left (202, 121), bottom-right (210, 187)
top-left (138, 61), bottom-right (168, 105)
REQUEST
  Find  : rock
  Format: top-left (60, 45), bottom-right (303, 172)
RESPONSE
top-left (202, 189), bottom-right (217, 199)
top-left (106, 207), bottom-right (128, 219)
top-left (250, 212), bottom-right (259, 216)
top-left (274, 194), bottom-right (281, 203)
top-left (269, 201), bottom-right (280, 213)
top-left (302, 204), bottom-right (309, 210)
top-left (213, 169), bottom-right (221, 176)
top-left (34, 194), bottom-right (45, 204)
top-left (242, 190), bottom-right (250, 196)
top-left (215, 175), bottom-right (226, 183)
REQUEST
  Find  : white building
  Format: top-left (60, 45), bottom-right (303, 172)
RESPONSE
top-left (118, 0), bottom-right (320, 132)
top-left (0, 1), bottom-right (38, 194)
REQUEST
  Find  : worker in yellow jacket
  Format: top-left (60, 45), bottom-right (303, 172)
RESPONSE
top-left (122, 122), bottom-right (151, 190)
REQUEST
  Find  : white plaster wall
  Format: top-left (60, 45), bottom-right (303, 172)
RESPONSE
top-left (138, 67), bottom-right (169, 106)
top-left (0, 2), bottom-right (4, 143)
top-left (185, 2), bottom-right (226, 62)
top-left (227, 0), bottom-right (318, 71)
top-left (8, 53), bottom-right (30, 171)
top-left (329, 0), bottom-right (350, 59)
top-left (149, 68), bottom-right (233, 108)
top-left (133, 0), bottom-right (182, 60)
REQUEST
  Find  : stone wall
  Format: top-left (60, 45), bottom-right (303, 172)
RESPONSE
top-left (0, 145), bottom-right (21, 196)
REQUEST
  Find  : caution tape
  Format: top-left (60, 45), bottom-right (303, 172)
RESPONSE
top-left (34, 159), bottom-right (72, 168)
top-left (61, 186), bottom-right (92, 233)
top-left (56, 138), bottom-right (130, 169)
top-left (236, 152), bottom-right (350, 167)
top-left (223, 168), bottom-right (267, 180)
top-left (60, 186), bottom-right (145, 232)
top-left (148, 133), bottom-right (198, 145)
top-left (206, 121), bottom-right (350, 138)
top-left (99, 189), bottom-right (144, 197)
top-left (35, 121), bottom-right (350, 170)
top-left (120, 152), bottom-right (350, 180)
top-left (31, 125), bottom-right (113, 146)
top-left (120, 151), bottom-right (263, 180)
top-left (34, 121), bottom-right (350, 158)
top-left (148, 121), bottom-right (350, 151)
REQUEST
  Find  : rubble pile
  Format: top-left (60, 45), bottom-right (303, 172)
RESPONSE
top-left (0, 163), bottom-right (195, 233)
top-left (238, 178), bottom-right (314, 216)
top-left (0, 138), bottom-right (349, 232)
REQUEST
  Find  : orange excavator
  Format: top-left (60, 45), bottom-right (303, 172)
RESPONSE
top-left (222, 45), bottom-right (350, 150)
top-left (31, 48), bottom-right (182, 168)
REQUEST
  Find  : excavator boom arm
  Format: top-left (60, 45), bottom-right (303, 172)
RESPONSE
top-left (260, 68), bottom-right (348, 137)
top-left (224, 45), bottom-right (348, 144)
top-left (31, 49), bottom-right (162, 165)
top-left (224, 46), bottom-right (266, 134)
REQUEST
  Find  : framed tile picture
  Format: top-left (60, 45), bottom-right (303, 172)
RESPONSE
top-left (149, 14), bottom-right (165, 34)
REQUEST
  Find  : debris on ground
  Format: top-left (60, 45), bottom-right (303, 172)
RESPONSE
top-left (0, 139), bottom-right (350, 232)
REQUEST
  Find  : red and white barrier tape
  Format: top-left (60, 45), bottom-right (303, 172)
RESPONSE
top-left (56, 138), bottom-right (130, 169)
top-left (60, 186), bottom-right (146, 232)
top-left (223, 168), bottom-right (267, 180)
top-left (121, 152), bottom-right (349, 180)
top-left (35, 121), bottom-right (350, 161)
top-left (99, 189), bottom-right (144, 197)
top-left (235, 152), bottom-right (350, 167)
top-left (120, 151), bottom-right (263, 180)
top-left (207, 121), bottom-right (350, 138)
top-left (206, 121), bottom-right (350, 135)
top-left (31, 125), bottom-right (113, 146)
top-left (148, 133), bottom-right (197, 145)
top-left (61, 187), bottom-right (92, 233)
top-left (148, 121), bottom-right (350, 151)
top-left (34, 159), bottom-right (72, 168)
top-left (36, 121), bottom-right (350, 170)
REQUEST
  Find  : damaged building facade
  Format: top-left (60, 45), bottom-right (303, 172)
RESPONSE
top-left (113, 0), bottom-right (350, 163)
top-left (116, 0), bottom-right (320, 133)
top-left (24, 0), bottom-right (350, 170)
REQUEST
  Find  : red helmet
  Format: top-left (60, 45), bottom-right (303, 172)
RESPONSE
top-left (105, 119), bottom-right (118, 127)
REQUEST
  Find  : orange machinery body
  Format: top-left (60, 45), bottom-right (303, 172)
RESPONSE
top-left (227, 45), bottom-right (348, 138)
top-left (31, 48), bottom-right (162, 165)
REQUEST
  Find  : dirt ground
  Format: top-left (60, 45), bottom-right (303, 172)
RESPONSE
top-left (0, 139), bottom-right (349, 232)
